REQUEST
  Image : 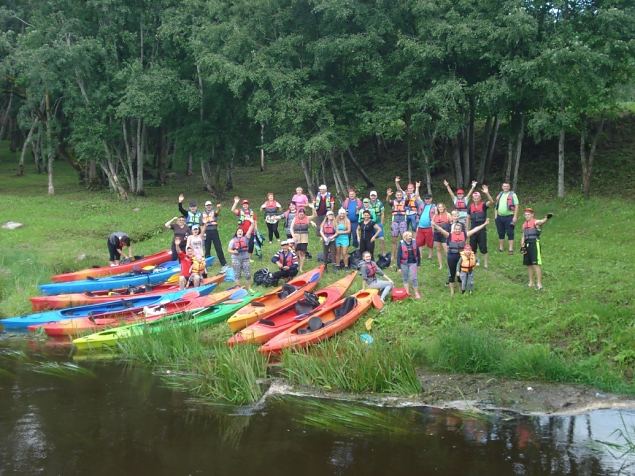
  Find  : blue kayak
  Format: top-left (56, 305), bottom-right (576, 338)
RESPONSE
top-left (38, 257), bottom-right (215, 295)
top-left (1, 283), bottom-right (217, 330)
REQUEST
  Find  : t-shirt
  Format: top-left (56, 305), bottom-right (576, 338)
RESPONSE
top-left (417, 204), bottom-right (436, 228)
top-left (170, 224), bottom-right (189, 243)
top-left (358, 220), bottom-right (377, 240)
top-left (496, 192), bottom-right (519, 217)
top-left (108, 232), bottom-right (128, 248)
top-left (291, 194), bottom-right (309, 207)
top-left (357, 207), bottom-right (377, 222)
top-left (177, 251), bottom-right (193, 277)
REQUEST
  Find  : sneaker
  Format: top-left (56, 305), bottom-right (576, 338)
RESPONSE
top-left (476, 258), bottom-right (480, 267)
top-left (221, 265), bottom-right (230, 272)
top-left (536, 285), bottom-right (543, 291)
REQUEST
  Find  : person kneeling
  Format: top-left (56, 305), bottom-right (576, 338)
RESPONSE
top-left (175, 239), bottom-right (205, 289)
top-left (270, 240), bottom-right (299, 282)
top-left (359, 251), bottom-right (393, 302)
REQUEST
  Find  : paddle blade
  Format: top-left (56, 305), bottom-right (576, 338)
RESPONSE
top-left (166, 274), bottom-right (179, 284)
top-left (229, 288), bottom-right (249, 300)
top-left (372, 294), bottom-right (384, 310)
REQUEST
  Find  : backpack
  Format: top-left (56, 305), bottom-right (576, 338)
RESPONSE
top-left (348, 249), bottom-right (362, 269)
top-left (376, 253), bottom-right (391, 269)
top-left (253, 268), bottom-right (277, 286)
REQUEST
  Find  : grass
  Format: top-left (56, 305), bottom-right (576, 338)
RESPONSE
top-left (1, 122), bottom-right (635, 402)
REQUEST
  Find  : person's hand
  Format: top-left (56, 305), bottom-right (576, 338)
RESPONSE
top-left (386, 188), bottom-right (393, 197)
top-left (443, 179), bottom-right (449, 187)
top-left (546, 213), bottom-right (553, 220)
top-left (471, 180), bottom-right (478, 188)
top-left (283, 266), bottom-right (289, 270)
top-left (484, 218), bottom-right (490, 226)
top-left (415, 181), bottom-right (421, 188)
top-left (371, 237), bottom-right (376, 243)
top-left (216, 203), bottom-right (222, 208)
top-left (233, 196), bottom-right (240, 203)
top-left (178, 193), bottom-right (184, 203)
top-left (174, 238), bottom-right (182, 245)
top-left (481, 184), bottom-right (489, 194)
top-left (511, 217), bottom-right (517, 225)
top-left (395, 176), bottom-right (400, 182)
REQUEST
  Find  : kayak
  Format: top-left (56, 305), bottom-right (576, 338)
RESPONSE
top-left (38, 257), bottom-right (215, 295)
top-left (228, 272), bottom-right (356, 346)
top-left (35, 284), bottom-right (222, 336)
top-left (1, 284), bottom-right (215, 330)
top-left (259, 289), bottom-right (383, 355)
top-left (226, 265), bottom-right (324, 333)
top-left (51, 250), bottom-right (173, 282)
top-left (73, 288), bottom-right (262, 351)
top-left (30, 274), bottom-right (225, 311)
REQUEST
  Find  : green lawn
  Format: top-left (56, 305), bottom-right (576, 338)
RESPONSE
top-left (1, 144), bottom-right (634, 398)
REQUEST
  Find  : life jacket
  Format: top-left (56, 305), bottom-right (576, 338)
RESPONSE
top-left (433, 213), bottom-right (451, 226)
top-left (447, 230), bottom-right (467, 254)
top-left (391, 199), bottom-right (406, 220)
top-left (322, 220), bottom-right (336, 237)
top-left (276, 251), bottom-right (296, 268)
top-left (263, 200), bottom-right (279, 216)
top-left (190, 257), bottom-right (206, 275)
top-left (522, 219), bottom-right (540, 241)
top-left (186, 210), bottom-right (202, 228)
top-left (359, 220), bottom-right (376, 240)
top-left (369, 199), bottom-right (383, 217)
top-left (469, 201), bottom-right (487, 225)
top-left (232, 237), bottom-right (249, 253)
top-left (202, 211), bottom-right (217, 228)
top-left (399, 240), bottom-right (417, 264)
top-left (454, 197), bottom-right (468, 213)
top-left (364, 261), bottom-right (378, 279)
top-left (496, 191), bottom-right (516, 212)
top-left (239, 209), bottom-right (255, 225)
top-left (314, 193), bottom-right (334, 212)
top-left (404, 193), bottom-right (418, 215)
top-left (293, 214), bottom-right (310, 234)
top-left (460, 251), bottom-right (476, 272)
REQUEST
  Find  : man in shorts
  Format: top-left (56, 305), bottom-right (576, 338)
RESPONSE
top-left (415, 194), bottom-right (436, 260)
top-left (495, 182), bottom-right (519, 254)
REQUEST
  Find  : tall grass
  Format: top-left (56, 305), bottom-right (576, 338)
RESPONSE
top-left (281, 338), bottom-right (421, 395)
top-left (119, 323), bottom-right (268, 405)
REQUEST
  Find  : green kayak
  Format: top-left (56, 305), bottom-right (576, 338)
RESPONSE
top-left (73, 288), bottom-right (262, 351)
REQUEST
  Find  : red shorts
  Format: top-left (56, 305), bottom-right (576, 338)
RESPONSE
top-left (416, 227), bottom-right (434, 248)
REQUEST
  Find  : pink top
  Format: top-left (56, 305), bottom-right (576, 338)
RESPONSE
top-left (291, 193), bottom-right (309, 207)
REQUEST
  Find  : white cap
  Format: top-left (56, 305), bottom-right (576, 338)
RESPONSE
top-left (338, 208), bottom-right (346, 215)
top-left (319, 184), bottom-right (327, 190)
top-left (369, 190), bottom-right (378, 196)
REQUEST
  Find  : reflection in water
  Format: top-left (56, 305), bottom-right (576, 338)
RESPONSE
top-left (0, 336), bottom-right (634, 475)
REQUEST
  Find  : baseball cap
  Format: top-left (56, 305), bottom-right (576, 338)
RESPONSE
top-left (189, 201), bottom-right (197, 207)
top-left (281, 240), bottom-right (289, 246)
top-left (456, 189), bottom-right (464, 195)
top-left (369, 190), bottom-right (378, 196)
top-left (363, 198), bottom-right (370, 203)
top-left (242, 199), bottom-right (249, 204)
top-left (423, 194), bottom-right (432, 199)
top-left (204, 200), bottom-right (212, 206)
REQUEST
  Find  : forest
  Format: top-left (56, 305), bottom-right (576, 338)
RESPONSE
top-left (0, 0), bottom-right (633, 199)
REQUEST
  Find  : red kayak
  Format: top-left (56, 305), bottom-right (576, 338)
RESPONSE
top-left (33, 286), bottom-right (242, 337)
top-left (228, 272), bottom-right (357, 346)
top-left (51, 250), bottom-right (173, 283)
top-left (259, 289), bottom-right (383, 355)
top-left (30, 274), bottom-right (224, 311)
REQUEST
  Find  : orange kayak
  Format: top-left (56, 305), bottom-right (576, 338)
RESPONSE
top-left (226, 265), bottom-right (324, 333)
top-left (30, 274), bottom-right (224, 311)
top-left (36, 286), bottom-right (238, 337)
top-left (228, 272), bottom-right (356, 346)
top-left (51, 250), bottom-right (173, 282)
top-left (259, 289), bottom-right (382, 355)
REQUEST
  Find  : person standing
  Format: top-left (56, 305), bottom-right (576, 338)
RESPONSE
top-left (386, 188), bottom-right (408, 263)
top-left (395, 177), bottom-right (420, 232)
top-left (282, 202), bottom-right (297, 239)
top-left (231, 197), bottom-right (258, 261)
top-left (368, 190), bottom-right (386, 255)
top-left (521, 208), bottom-right (552, 290)
top-left (432, 203), bottom-right (452, 270)
top-left (334, 208), bottom-right (351, 269)
top-left (185, 225), bottom-right (205, 259)
top-left (442, 180), bottom-right (477, 226)
top-left (201, 200), bottom-right (227, 269)
top-left (260, 193), bottom-right (282, 244)
top-left (466, 185), bottom-right (494, 269)
top-left (290, 204), bottom-right (316, 272)
top-left (227, 228), bottom-right (251, 286)
top-left (415, 193), bottom-right (436, 261)
top-left (313, 184), bottom-right (335, 235)
top-left (107, 232), bottom-right (131, 266)
top-left (291, 187), bottom-right (309, 209)
top-left (342, 189), bottom-right (363, 248)
top-left (495, 182), bottom-right (520, 254)
top-left (357, 210), bottom-right (382, 260)
top-left (320, 210), bottom-right (337, 270)
top-left (178, 194), bottom-right (202, 230)
top-left (359, 251), bottom-right (394, 302)
top-left (270, 240), bottom-right (299, 282)
top-left (396, 231), bottom-right (421, 299)
top-left (165, 215), bottom-right (189, 260)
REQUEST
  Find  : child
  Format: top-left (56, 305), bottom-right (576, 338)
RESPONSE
top-left (227, 227), bottom-right (251, 286)
top-left (459, 244), bottom-right (476, 294)
top-left (174, 239), bottom-right (203, 289)
top-left (396, 231), bottom-right (421, 299)
top-left (359, 251), bottom-right (393, 302)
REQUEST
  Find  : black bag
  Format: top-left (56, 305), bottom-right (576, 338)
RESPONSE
top-left (348, 249), bottom-right (362, 269)
top-left (253, 268), bottom-right (270, 285)
top-left (377, 252), bottom-right (391, 269)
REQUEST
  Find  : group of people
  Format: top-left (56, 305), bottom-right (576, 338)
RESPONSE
top-left (108, 178), bottom-right (551, 294)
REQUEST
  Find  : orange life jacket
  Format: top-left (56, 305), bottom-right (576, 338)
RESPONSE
top-left (460, 251), bottom-right (476, 272)
top-left (232, 237), bottom-right (249, 253)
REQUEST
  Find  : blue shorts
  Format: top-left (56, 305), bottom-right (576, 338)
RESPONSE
top-left (335, 235), bottom-right (350, 247)
top-left (377, 223), bottom-right (385, 239)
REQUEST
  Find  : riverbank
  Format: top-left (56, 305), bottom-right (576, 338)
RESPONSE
top-left (1, 145), bottom-right (635, 405)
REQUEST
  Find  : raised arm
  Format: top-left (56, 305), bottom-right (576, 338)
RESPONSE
top-left (414, 181), bottom-right (421, 198)
top-left (394, 176), bottom-right (404, 193)
top-left (466, 180), bottom-right (478, 198)
top-left (481, 185), bottom-right (494, 206)
top-left (432, 222), bottom-right (450, 238)
top-left (443, 179), bottom-right (456, 201)
top-left (165, 217), bottom-right (178, 229)
top-left (230, 196), bottom-right (240, 214)
top-left (178, 193), bottom-right (187, 217)
top-left (466, 219), bottom-right (490, 238)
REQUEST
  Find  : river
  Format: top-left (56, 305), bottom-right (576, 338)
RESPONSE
top-left (1, 335), bottom-right (633, 476)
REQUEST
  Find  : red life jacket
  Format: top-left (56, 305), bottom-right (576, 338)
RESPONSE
top-left (454, 197), bottom-right (468, 212)
top-left (322, 220), bottom-right (336, 236)
top-left (232, 237), bottom-right (249, 253)
top-left (433, 213), bottom-right (451, 226)
top-left (365, 261), bottom-right (378, 279)
top-left (293, 214), bottom-right (310, 234)
top-left (469, 201), bottom-right (487, 225)
top-left (277, 251), bottom-right (296, 268)
top-left (496, 191), bottom-right (516, 212)
top-left (399, 241), bottom-right (417, 264)
top-left (405, 193), bottom-right (417, 213)
top-left (263, 200), bottom-right (278, 216)
top-left (447, 230), bottom-right (467, 254)
top-left (522, 219), bottom-right (540, 241)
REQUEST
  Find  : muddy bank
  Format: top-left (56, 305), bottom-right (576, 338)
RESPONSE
top-left (260, 369), bottom-right (635, 416)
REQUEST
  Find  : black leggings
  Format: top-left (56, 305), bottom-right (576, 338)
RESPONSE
top-left (266, 222), bottom-right (280, 242)
top-left (469, 228), bottom-right (488, 254)
top-left (447, 253), bottom-right (461, 282)
top-left (323, 241), bottom-right (336, 267)
top-left (107, 240), bottom-right (121, 261)
top-left (204, 229), bottom-right (227, 266)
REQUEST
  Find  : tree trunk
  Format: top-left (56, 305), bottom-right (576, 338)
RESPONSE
top-left (226, 153), bottom-right (234, 191)
top-left (135, 119), bottom-right (145, 195)
top-left (102, 144), bottom-right (128, 199)
top-left (300, 157), bottom-right (314, 196)
top-left (329, 151), bottom-right (346, 199)
top-left (511, 115), bottom-right (525, 191)
top-left (421, 145), bottom-right (433, 195)
top-left (122, 120), bottom-right (136, 191)
top-left (0, 90), bottom-right (13, 141)
top-left (461, 127), bottom-right (470, 186)
top-left (88, 159), bottom-right (98, 187)
top-left (452, 135), bottom-right (463, 187)
top-left (18, 117), bottom-right (38, 176)
top-left (505, 140), bottom-right (513, 183)
top-left (477, 116), bottom-right (499, 183)
top-left (260, 123), bottom-right (265, 171)
top-left (557, 128), bottom-right (565, 198)
top-left (580, 118), bottom-right (605, 199)
top-left (200, 158), bottom-right (213, 193)
top-left (346, 147), bottom-right (374, 187)
top-left (407, 136), bottom-right (412, 184)
top-left (44, 92), bottom-right (55, 195)
top-left (340, 152), bottom-right (350, 190)
top-left (320, 155), bottom-right (327, 187)
top-left (186, 152), bottom-right (193, 176)
top-left (467, 100), bottom-right (476, 183)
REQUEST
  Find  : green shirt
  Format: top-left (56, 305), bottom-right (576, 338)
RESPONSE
top-left (368, 199), bottom-right (384, 224)
top-left (496, 192), bottom-right (519, 217)
top-left (358, 207), bottom-right (377, 223)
